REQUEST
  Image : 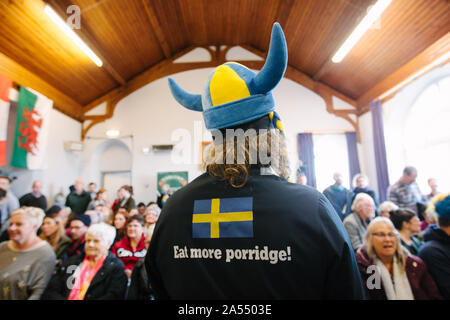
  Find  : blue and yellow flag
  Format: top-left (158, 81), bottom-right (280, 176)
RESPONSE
top-left (192, 197), bottom-right (253, 239)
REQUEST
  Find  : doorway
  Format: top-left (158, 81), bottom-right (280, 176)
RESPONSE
top-left (102, 170), bottom-right (132, 206)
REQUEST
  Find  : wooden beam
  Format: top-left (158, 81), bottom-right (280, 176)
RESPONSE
top-left (357, 31), bottom-right (450, 115)
top-left (0, 51), bottom-right (83, 121)
top-left (241, 44), bottom-right (358, 108)
top-left (45, 0), bottom-right (126, 86)
top-left (142, 0), bottom-right (171, 59)
top-left (275, 0), bottom-right (295, 27)
top-left (81, 45), bottom-right (360, 139)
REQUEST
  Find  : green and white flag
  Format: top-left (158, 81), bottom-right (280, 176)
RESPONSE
top-left (11, 87), bottom-right (53, 169)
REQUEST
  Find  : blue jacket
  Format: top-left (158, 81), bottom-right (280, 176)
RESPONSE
top-left (418, 225), bottom-right (450, 299)
top-left (145, 167), bottom-right (364, 299)
top-left (323, 184), bottom-right (353, 220)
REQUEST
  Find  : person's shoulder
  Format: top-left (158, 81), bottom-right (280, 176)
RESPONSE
top-left (343, 212), bottom-right (355, 223)
top-left (0, 241), bottom-right (9, 251)
top-left (112, 237), bottom-right (127, 248)
top-left (355, 247), bottom-right (371, 266)
top-left (419, 239), bottom-right (446, 258)
top-left (106, 252), bottom-right (125, 269)
top-left (19, 192), bottom-right (31, 200)
top-left (59, 235), bottom-right (71, 245)
top-left (406, 254), bottom-right (428, 274)
top-left (36, 241), bottom-right (56, 256)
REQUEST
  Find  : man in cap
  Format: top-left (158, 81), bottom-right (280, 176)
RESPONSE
top-left (146, 23), bottom-right (364, 299)
top-left (62, 214), bottom-right (91, 261)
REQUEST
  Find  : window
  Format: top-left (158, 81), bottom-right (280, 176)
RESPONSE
top-left (403, 76), bottom-right (450, 192)
top-left (312, 134), bottom-right (350, 192)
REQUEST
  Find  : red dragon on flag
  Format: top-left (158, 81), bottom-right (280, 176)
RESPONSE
top-left (18, 106), bottom-right (42, 155)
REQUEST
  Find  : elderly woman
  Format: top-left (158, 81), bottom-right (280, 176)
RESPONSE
top-left (356, 217), bottom-right (442, 300)
top-left (343, 193), bottom-right (376, 251)
top-left (390, 209), bottom-right (424, 255)
top-left (0, 207), bottom-right (56, 299)
top-left (143, 203), bottom-right (161, 240)
top-left (40, 213), bottom-right (71, 261)
top-left (41, 223), bottom-right (127, 300)
top-left (378, 201), bottom-right (399, 219)
top-left (111, 215), bottom-right (146, 278)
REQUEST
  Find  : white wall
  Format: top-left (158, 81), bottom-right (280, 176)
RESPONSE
top-left (81, 48), bottom-right (357, 204)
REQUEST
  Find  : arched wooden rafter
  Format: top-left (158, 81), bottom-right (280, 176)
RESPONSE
top-left (82, 45), bottom-right (360, 141)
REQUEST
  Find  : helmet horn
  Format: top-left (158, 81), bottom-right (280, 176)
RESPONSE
top-left (168, 78), bottom-right (203, 111)
top-left (252, 22), bottom-right (288, 94)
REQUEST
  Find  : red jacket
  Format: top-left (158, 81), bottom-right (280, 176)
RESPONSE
top-left (356, 246), bottom-right (442, 300)
top-left (112, 234), bottom-right (146, 271)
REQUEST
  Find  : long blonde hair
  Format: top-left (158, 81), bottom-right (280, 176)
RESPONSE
top-left (363, 217), bottom-right (409, 271)
top-left (39, 213), bottom-right (64, 250)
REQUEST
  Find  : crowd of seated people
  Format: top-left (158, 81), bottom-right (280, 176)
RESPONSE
top-left (0, 176), bottom-right (166, 300)
top-left (0, 168), bottom-right (448, 300)
top-left (327, 166), bottom-right (448, 300)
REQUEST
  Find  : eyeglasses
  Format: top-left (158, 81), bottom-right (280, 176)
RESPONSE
top-left (372, 232), bottom-right (396, 239)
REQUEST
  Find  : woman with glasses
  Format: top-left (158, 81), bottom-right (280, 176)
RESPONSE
top-left (356, 217), bottom-right (442, 300)
top-left (111, 215), bottom-right (146, 279)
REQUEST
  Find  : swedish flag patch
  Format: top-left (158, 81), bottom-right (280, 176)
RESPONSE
top-left (192, 197), bottom-right (253, 239)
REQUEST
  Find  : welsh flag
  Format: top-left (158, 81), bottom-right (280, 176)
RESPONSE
top-left (0, 74), bottom-right (12, 166)
top-left (11, 87), bottom-right (53, 169)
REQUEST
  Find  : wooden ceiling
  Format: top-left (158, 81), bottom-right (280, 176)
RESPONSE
top-left (0, 0), bottom-right (449, 123)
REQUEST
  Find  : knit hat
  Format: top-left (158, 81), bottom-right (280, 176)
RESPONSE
top-left (435, 195), bottom-right (450, 219)
top-left (168, 22), bottom-right (287, 132)
top-left (71, 214), bottom-right (91, 227)
top-left (0, 171), bottom-right (15, 182)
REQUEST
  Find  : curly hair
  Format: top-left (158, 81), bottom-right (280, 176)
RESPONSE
top-left (205, 128), bottom-right (290, 188)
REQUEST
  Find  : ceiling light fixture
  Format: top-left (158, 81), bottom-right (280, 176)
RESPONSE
top-left (105, 129), bottom-right (120, 138)
top-left (44, 4), bottom-right (103, 67)
top-left (332, 0), bottom-right (392, 63)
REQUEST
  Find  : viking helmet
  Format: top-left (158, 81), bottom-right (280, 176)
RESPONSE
top-left (168, 22), bottom-right (288, 130)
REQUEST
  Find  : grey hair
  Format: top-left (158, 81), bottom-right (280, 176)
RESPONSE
top-left (351, 192), bottom-right (374, 212)
top-left (403, 166), bottom-right (417, 176)
top-left (147, 204), bottom-right (161, 217)
top-left (11, 207), bottom-right (45, 229)
top-left (352, 173), bottom-right (368, 188)
top-left (363, 217), bottom-right (409, 270)
top-left (379, 201), bottom-right (399, 213)
top-left (86, 223), bottom-right (116, 248)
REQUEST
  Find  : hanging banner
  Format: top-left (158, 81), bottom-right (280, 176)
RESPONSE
top-left (0, 74), bottom-right (12, 166)
top-left (11, 86), bottom-right (53, 169)
top-left (157, 171), bottom-right (188, 194)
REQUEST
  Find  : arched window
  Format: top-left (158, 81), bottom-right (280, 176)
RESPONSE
top-left (403, 76), bottom-right (450, 192)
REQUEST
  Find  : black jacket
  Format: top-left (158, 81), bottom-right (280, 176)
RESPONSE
top-left (146, 168), bottom-right (364, 299)
top-left (127, 258), bottom-right (153, 300)
top-left (41, 252), bottom-right (128, 300)
top-left (19, 193), bottom-right (47, 210)
top-left (418, 225), bottom-right (450, 299)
